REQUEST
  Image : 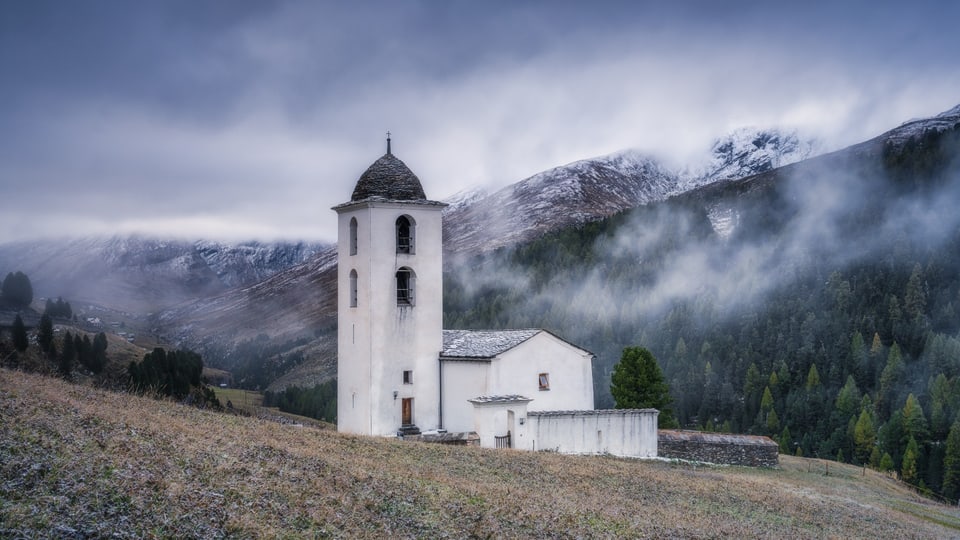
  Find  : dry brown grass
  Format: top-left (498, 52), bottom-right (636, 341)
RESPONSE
top-left (2, 368), bottom-right (959, 538)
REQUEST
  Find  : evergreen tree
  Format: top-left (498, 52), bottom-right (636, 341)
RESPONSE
top-left (879, 411), bottom-right (905, 470)
top-left (56, 340), bottom-right (74, 379)
top-left (928, 373), bottom-right (951, 439)
top-left (760, 386), bottom-right (774, 412)
top-left (92, 332), bottom-right (108, 374)
top-left (942, 418), bottom-right (960, 500)
top-left (55, 297), bottom-right (71, 319)
top-left (879, 343), bottom-right (904, 416)
top-left (37, 314), bottom-right (53, 353)
top-left (610, 346), bottom-right (677, 428)
top-left (835, 376), bottom-right (861, 419)
top-left (854, 409), bottom-right (877, 464)
top-left (902, 437), bottom-right (920, 485)
top-left (1, 271), bottom-right (33, 308)
top-left (880, 452), bottom-right (895, 472)
top-left (62, 331), bottom-right (75, 366)
top-left (766, 408), bottom-right (780, 434)
top-left (11, 314), bottom-right (28, 352)
top-left (743, 362), bottom-right (763, 414)
top-left (779, 426), bottom-right (792, 454)
top-left (901, 393), bottom-right (929, 444)
top-left (58, 332), bottom-right (75, 378)
top-left (870, 332), bottom-right (885, 359)
top-left (805, 364), bottom-right (821, 390)
top-left (850, 331), bottom-right (869, 385)
top-left (76, 334), bottom-right (93, 371)
top-left (129, 347), bottom-right (206, 401)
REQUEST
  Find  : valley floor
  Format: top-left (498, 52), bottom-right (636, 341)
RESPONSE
top-left (2, 368), bottom-right (959, 538)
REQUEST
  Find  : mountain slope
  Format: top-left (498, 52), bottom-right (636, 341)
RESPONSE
top-left (444, 127), bottom-right (819, 254)
top-left (443, 149), bottom-right (680, 253)
top-left (4, 368), bottom-right (959, 538)
top-left (697, 105), bottom-right (960, 240)
top-left (155, 246), bottom-right (339, 387)
top-left (0, 237), bottom-right (326, 313)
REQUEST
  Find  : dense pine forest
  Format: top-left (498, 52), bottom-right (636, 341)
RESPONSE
top-left (445, 123), bottom-right (960, 498)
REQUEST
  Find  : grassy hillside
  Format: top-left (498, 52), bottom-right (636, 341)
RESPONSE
top-left (2, 369), bottom-right (959, 538)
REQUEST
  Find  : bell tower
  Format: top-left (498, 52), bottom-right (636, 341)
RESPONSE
top-left (332, 136), bottom-right (447, 436)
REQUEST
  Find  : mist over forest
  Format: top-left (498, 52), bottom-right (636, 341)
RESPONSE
top-left (445, 123), bottom-right (960, 496)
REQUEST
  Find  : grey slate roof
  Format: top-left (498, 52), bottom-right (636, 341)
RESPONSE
top-left (468, 395), bottom-right (533, 404)
top-left (440, 329), bottom-right (541, 359)
top-left (351, 153), bottom-right (427, 202)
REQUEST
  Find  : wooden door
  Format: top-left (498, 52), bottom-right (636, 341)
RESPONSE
top-left (402, 398), bottom-right (413, 425)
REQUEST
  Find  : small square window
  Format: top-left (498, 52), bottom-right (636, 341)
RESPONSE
top-left (538, 373), bottom-right (550, 391)
top-left (403, 370), bottom-right (413, 384)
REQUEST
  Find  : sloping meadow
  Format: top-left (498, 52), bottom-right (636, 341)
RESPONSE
top-left (2, 369), bottom-right (958, 538)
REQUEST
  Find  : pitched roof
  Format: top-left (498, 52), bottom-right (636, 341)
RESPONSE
top-left (350, 153), bottom-right (426, 202)
top-left (440, 329), bottom-right (541, 359)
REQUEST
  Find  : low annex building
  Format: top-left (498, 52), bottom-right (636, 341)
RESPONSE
top-left (331, 137), bottom-right (659, 459)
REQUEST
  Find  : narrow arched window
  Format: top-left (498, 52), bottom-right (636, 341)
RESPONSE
top-left (396, 267), bottom-right (415, 306)
top-left (349, 269), bottom-right (358, 307)
top-left (396, 215), bottom-right (415, 254)
top-left (349, 217), bottom-right (358, 256)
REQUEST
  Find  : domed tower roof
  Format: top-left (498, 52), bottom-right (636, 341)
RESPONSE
top-left (350, 134), bottom-right (426, 202)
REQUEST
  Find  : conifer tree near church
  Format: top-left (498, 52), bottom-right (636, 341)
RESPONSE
top-left (610, 346), bottom-right (677, 428)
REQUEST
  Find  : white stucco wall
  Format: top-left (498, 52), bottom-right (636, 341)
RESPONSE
top-left (440, 360), bottom-right (489, 432)
top-left (490, 332), bottom-right (594, 412)
top-left (335, 201), bottom-right (445, 436)
top-left (525, 410), bottom-right (659, 457)
top-left (470, 398), bottom-right (531, 449)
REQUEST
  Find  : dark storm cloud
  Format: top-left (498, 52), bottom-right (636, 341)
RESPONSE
top-left (0, 0), bottom-right (957, 242)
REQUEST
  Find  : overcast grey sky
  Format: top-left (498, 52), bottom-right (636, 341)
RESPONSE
top-left (1, 0), bottom-right (958, 244)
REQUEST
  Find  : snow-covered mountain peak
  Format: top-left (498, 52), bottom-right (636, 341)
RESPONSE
top-left (680, 127), bottom-right (820, 190)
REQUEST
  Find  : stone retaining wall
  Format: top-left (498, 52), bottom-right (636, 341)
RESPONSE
top-left (658, 430), bottom-right (779, 467)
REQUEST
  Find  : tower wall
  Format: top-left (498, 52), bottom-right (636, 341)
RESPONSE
top-left (335, 200), bottom-right (444, 436)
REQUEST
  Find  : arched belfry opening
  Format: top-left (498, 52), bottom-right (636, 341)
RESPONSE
top-left (349, 269), bottom-right (358, 307)
top-left (396, 215), bottom-right (415, 254)
top-left (396, 267), bottom-right (415, 306)
top-left (349, 217), bottom-right (358, 255)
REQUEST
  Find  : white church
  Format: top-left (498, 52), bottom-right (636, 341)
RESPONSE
top-left (332, 138), bottom-right (658, 457)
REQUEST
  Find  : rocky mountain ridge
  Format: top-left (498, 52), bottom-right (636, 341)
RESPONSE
top-left (0, 237), bottom-right (327, 314)
top-left (443, 127), bottom-right (820, 253)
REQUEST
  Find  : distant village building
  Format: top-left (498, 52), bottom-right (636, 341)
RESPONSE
top-left (332, 136), bottom-right (659, 458)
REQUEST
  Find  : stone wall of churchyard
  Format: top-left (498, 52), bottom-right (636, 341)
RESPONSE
top-left (658, 430), bottom-right (779, 467)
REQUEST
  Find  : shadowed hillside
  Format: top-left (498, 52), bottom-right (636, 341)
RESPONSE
top-left (2, 369), bottom-right (959, 538)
